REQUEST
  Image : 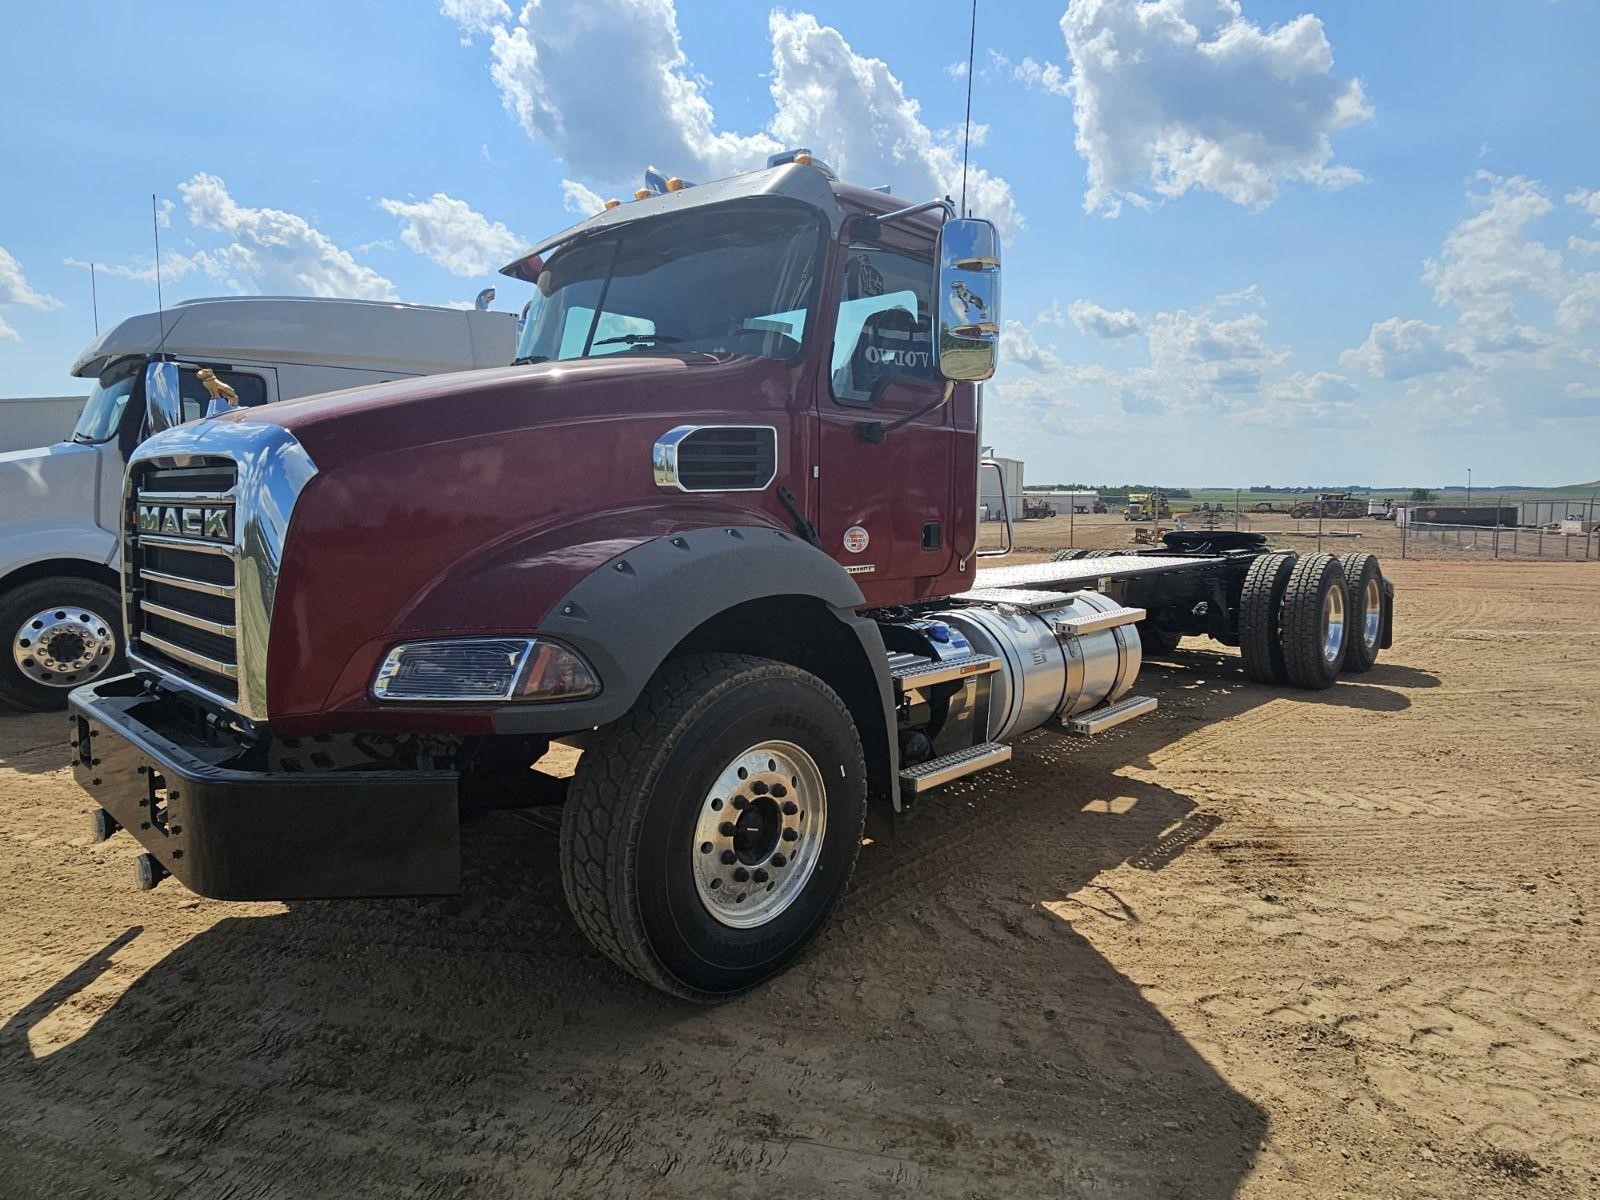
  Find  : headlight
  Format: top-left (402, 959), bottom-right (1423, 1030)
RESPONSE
top-left (372, 637), bottom-right (600, 702)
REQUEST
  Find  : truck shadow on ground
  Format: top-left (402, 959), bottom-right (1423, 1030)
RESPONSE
top-left (0, 646), bottom-right (1445, 1198)
top-left (0, 690), bottom-right (1292, 1199)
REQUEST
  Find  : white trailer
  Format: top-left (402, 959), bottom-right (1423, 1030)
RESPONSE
top-left (0, 397), bottom-right (88, 453)
top-left (0, 297), bottom-right (516, 711)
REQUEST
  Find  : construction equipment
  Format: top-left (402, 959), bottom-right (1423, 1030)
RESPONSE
top-left (1289, 492), bottom-right (1364, 519)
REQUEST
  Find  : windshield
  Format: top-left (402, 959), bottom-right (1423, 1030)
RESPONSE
top-left (513, 204), bottom-right (820, 366)
top-left (71, 359), bottom-right (142, 443)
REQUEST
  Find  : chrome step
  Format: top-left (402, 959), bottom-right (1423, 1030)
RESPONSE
top-left (899, 741), bottom-right (1012, 793)
top-left (891, 652), bottom-right (1001, 691)
top-left (1063, 694), bottom-right (1157, 735)
top-left (1052, 604), bottom-right (1146, 636)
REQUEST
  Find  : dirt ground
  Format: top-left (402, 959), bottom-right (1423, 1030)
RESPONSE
top-left (1, 548), bottom-right (1597, 1199)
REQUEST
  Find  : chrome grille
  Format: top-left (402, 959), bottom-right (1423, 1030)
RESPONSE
top-left (126, 459), bottom-right (241, 704)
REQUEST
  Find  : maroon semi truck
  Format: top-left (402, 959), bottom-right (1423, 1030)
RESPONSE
top-left (68, 152), bottom-right (1394, 1000)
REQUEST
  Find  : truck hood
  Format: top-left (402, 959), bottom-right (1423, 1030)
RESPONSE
top-left (212, 353), bottom-right (787, 471)
top-left (0, 440), bottom-right (102, 521)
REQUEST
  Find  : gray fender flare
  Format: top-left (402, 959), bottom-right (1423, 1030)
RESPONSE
top-left (491, 525), bottom-right (897, 798)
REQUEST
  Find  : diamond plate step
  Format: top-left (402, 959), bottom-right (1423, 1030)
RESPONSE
top-left (1063, 694), bottom-right (1158, 735)
top-left (891, 652), bottom-right (1001, 691)
top-left (899, 741), bottom-right (1012, 794)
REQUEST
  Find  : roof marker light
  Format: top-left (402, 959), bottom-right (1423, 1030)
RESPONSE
top-left (794, 152), bottom-right (813, 165)
top-left (634, 188), bottom-right (651, 200)
top-left (603, 198), bottom-right (621, 210)
top-left (665, 177), bottom-right (684, 192)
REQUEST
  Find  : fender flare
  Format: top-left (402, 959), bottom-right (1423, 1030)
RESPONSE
top-left (489, 526), bottom-right (896, 793)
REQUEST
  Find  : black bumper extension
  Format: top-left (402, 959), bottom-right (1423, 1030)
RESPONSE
top-left (69, 676), bottom-right (460, 900)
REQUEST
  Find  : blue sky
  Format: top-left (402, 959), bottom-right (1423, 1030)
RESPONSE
top-left (2, 0), bottom-right (1598, 486)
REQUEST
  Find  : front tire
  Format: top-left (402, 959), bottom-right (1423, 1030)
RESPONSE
top-left (0, 577), bottom-right (124, 711)
top-left (560, 653), bottom-right (867, 1001)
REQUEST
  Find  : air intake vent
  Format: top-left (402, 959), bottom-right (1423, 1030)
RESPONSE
top-left (654, 425), bottom-right (777, 492)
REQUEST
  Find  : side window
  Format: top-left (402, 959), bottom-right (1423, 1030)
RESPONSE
top-left (830, 244), bottom-right (937, 405)
top-left (177, 368), bottom-right (269, 421)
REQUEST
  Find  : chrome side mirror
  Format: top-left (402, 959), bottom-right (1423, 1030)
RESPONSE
top-left (144, 360), bottom-right (182, 435)
top-left (934, 217), bottom-right (1001, 383)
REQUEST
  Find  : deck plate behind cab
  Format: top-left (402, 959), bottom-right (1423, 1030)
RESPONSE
top-left (971, 554), bottom-right (1216, 594)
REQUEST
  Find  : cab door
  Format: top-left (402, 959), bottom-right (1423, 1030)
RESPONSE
top-left (814, 238), bottom-right (955, 604)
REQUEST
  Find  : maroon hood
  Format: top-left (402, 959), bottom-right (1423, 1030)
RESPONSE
top-left (246, 353), bottom-right (809, 733)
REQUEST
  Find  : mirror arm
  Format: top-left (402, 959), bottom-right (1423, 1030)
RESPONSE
top-left (858, 382), bottom-right (954, 443)
top-left (854, 196), bottom-right (955, 241)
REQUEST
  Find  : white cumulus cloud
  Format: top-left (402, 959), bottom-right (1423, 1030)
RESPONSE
top-left (1423, 174), bottom-right (1562, 322)
top-left (1340, 317), bottom-right (1467, 381)
top-left (561, 179), bottom-right (606, 216)
top-left (179, 172), bottom-right (397, 300)
top-left (1057, 0), bottom-right (1372, 215)
top-left (379, 193), bottom-right (524, 276)
top-left (474, 0), bottom-right (778, 186)
top-left (1001, 320), bottom-right (1063, 373)
top-left (0, 245), bottom-right (65, 344)
top-left (766, 12), bottom-right (1020, 235)
top-left (441, 0), bottom-right (512, 39)
top-left (442, 1), bottom-right (1021, 235)
top-left (1067, 298), bottom-right (1142, 339)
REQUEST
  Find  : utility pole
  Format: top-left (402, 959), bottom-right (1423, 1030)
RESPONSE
top-left (1467, 467), bottom-right (1472, 508)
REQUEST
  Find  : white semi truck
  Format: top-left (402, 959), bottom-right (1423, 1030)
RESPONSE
top-left (0, 296), bottom-right (516, 710)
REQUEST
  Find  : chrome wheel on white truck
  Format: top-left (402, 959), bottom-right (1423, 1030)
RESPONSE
top-left (0, 578), bottom-right (123, 710)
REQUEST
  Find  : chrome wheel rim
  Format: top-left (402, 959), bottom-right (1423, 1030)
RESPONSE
top-left (1362, 576), bottom-right (1382, 652)
top-left (1321, 583), bottom-right (1346, 666)
top-left (692, 739), bottom-right (826, 929)
top-left (11, 605), bottom-right (117, 688)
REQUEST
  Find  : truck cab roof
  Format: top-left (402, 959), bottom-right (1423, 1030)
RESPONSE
top-left (71, 296), bottom-right (516, 379)
top-left (499, 162), bottom-right (944, 282)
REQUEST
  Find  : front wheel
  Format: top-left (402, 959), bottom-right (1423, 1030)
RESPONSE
top-left (560, 653), bottom-right (867, 1001)
top-left (0, 577), bottom-right (124, 711)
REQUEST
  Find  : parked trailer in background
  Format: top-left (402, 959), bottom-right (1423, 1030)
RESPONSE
top-left (0, 396), bottom-right (87, 453)
top-left (67, 155), bottom-right (1398, 1000)
top-left (0, 297), bottom-right (516, 711)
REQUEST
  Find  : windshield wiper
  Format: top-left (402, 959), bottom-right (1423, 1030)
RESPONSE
top-left (511, 354), bottom-right (550, 366)
top-left (591, 333), bottom-right (683, 347)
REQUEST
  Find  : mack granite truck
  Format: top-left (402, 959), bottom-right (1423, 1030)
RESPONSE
top-left (1, 297), bottom-right (515, 711)
top-left (67, 153), bottom-right (1396, 1000)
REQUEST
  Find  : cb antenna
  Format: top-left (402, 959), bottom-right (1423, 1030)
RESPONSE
top-left (90, 262), bottom-right (99, 336)
top-left (959, 0), bottom-right (978, 216)
top-left (152, 193), bottom-right (167, 344)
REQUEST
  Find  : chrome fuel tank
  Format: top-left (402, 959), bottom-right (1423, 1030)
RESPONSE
top-left (931, 591), bottom-right (1142, 741)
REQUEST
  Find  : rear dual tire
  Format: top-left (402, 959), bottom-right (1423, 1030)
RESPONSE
top-left (1280, 554), bottom-right (1349, 690)
top-left (1337, 552), bottom-right (1384, 673)
top-left (560, 653), bottom-right (866, 1001)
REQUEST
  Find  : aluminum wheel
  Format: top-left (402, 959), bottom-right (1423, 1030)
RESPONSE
top-left (1321, 582), bottom-right (1346, 666)
top-left (1362, 575), bottom-right (1382, 653)
top-left (692, 739), bottom-right (827, 929)
top-left (11, 605), bottom-right (117, 688)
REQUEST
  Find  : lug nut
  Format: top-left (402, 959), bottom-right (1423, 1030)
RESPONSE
top-left (771, 853), bottom-right (787, 867)
top-left (752, 869), bottom-right (769, 883)
top-left (782, 801), bottom-right (798, 815)
top-left (731, 796), bottom-right (747, 810)
top-left (719, 822), bottom-right (736, 837)
top-left (720, 850), bottom-right (737, 865)
top-left (782, 828), bottom-right (798, 842)
top-left (750, 781), bottom-right (768, 795)
top-left (733, 868), bottom-right (749, 883)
